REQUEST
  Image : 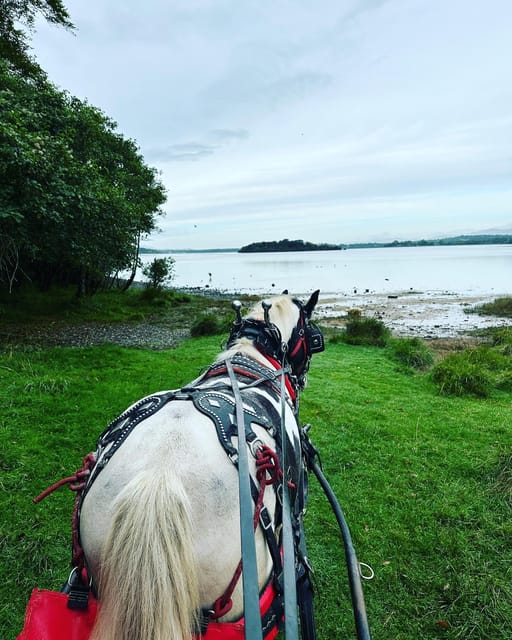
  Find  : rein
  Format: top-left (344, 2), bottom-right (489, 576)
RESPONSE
top-left (226, 358), bottom-right (264, 640)
top-left (277, 346), bottom-right (300, 640)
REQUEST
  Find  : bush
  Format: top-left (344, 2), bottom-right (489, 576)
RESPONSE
top-left (431, 352), bottom-right (493, 397)
top-left (139, 288), bottom-right (170, 306)
top-left (190, 313), bottom-right (222, 337)
top-left (387, 337), bottom-right (434, 371)
top-left (490, 327), bottom-right (512, 355)
top-left (342, 316), bottom-right (390, 347)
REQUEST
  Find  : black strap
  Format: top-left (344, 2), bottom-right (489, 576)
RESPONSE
top-left (302, 425), bottom-right (372, 640)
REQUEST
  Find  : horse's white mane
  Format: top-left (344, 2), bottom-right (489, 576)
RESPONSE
top-left (216, 294), bottom-right (299, 365)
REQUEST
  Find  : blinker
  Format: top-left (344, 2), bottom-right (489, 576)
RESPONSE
top-left (307, 322), bottom-right (325, 354)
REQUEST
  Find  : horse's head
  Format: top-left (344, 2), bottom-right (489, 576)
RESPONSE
top-left (227, 290), bottom-right (324, 387)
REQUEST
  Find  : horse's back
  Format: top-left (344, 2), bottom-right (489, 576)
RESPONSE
top-left (80, 394), bottom-right (276, 617)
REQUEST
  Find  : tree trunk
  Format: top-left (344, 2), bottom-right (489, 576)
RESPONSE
top-left (121, 232), bottom-right (141, 292)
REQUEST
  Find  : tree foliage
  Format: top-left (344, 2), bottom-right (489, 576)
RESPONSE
top-left (0, 61), bottom-right (167, 294)
top-left (0, 0), bottom-right (74, 75)
top-left (239, 239), bottom-right (340, 253)
top-left (141, 257), bottom-right (175, 291)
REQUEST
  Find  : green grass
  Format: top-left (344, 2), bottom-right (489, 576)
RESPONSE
top-left (1, 339), bottom-right (511, 639)
top-left (303, 344), bottom-right (511, 639)
top-left (0, 284), bottom-right (238, 326)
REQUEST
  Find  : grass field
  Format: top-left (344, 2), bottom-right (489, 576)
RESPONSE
top-left (1, 307), bottom-right (511, 638)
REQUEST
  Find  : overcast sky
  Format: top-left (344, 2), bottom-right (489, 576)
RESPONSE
top-left (32, 0), bottom-right (512, 250)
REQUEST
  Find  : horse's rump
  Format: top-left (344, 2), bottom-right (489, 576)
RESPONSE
top-left (80, 386), bottom-right (284, 628)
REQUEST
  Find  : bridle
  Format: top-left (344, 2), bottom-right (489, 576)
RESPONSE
top-left (227, 297), bottom-right (325, 391)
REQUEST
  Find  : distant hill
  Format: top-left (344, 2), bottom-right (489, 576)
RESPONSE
top-left (140, 234), bottom-right (512, 254)
top-left (139, 247), bottom-right (238, 254)
top-left (342, 234), bottom-right (512, 249)
top-left (239, 239), bottom-right (340, 253)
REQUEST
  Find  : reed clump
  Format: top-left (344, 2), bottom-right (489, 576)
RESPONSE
top-left (466, 296), bottom-right (512, 318)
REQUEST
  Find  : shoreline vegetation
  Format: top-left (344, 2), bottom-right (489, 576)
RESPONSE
top-left (139, 233), bottom-right (512, 254)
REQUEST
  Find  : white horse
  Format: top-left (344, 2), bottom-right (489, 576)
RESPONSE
top-left (79, 291), bottom-right (323, 640)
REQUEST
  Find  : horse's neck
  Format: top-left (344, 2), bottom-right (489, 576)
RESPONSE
top-left (216, 338), bottom-right (297, 405)
top-left (216, 338), bottom-right (275, 369)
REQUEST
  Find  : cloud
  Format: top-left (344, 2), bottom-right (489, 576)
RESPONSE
top-left (31, 0), bottom-right (512, 249)
top-left (148, 142), bottom-right (216, 162)
top-left (209, 128), bottom-right (249, 142)
top-left (148, 128), bottom-right (250, 162)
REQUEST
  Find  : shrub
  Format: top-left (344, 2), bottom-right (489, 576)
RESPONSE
top-left (139, 288), bottom-right (169, 306)
top-left (490, 327), bottom-right (512, 355)
top-left (190, 313), bottom-right (222, 337)
top-left (342, 316), bottom-right (390, 347)
top-left (387, 337), bottom-right (434, 371)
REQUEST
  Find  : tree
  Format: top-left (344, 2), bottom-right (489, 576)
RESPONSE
top-left (0, 0), bottom-right (74, 76)
top-left (0, 61), bottom-right (167, 295)
top-left (142, 257), bottom-right (175, 291)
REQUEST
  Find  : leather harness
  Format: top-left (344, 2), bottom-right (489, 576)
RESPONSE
top-left (35, 297), bottom-right (373, 640)
top-left (70, 352), bottom-right (309, 639)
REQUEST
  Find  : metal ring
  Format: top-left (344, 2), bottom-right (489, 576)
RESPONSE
top-left (67, 567), bottom-right (78, 584)
top-left (249, 438), bottom-right (264, 457)
top-left (359, 562), bottom-right (375, 580)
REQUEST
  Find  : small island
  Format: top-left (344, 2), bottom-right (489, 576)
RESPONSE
top-left (239, 239), bottom-right (340, 253)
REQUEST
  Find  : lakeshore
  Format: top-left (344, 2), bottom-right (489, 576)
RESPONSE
top-left (137, 244), bottom-right (512, 340)
top-left (1, 287), bottom-right (510, 349)
top-left (316, 290), bottom-right (512, 339)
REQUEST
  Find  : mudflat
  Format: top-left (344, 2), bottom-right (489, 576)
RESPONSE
top-left (318, 291), bottom-right (512, 339)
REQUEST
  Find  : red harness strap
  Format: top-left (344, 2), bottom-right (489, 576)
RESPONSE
top-left (210, 445), bottom-right (283, 620)
top-left (259, 352), bottom-right (297, 402)
top-left (205, 581), bottom-right (280, 640)
top-left (33, 453), bottom-right (97, 589)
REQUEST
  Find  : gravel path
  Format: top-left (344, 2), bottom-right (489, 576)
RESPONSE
top-left (1, 322), bottom-right (190, 350)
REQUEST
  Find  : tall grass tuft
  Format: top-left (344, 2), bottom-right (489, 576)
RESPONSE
top-left (387, 336), bottom-right (434, 371)
top-left (431, 345), bottom-right (512, 397)
top-left (339, 315), bottom-right (391, 347)
top-left (468, 296), bottom-right (512, 318)
top-left (489, 327), bottom-right (512, 355)
top-left (190, 313), bottom-right (225, 337)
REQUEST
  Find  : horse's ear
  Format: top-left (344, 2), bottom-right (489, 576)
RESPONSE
top-left (304, 289), bottom-right (320, 317)
top-left (282, 289), bottom-right (288, 295)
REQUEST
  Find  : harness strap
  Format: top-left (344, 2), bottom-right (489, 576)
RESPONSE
top-left (226, 359), bottom-right (264, 640)
top-left (210, 445), bottom-right (284, 622)
top-left (278, 348), bottom-right (300, 640)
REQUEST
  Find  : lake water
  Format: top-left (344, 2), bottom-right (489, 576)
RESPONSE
top-left (139, 244), bottom-right (511, 299)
